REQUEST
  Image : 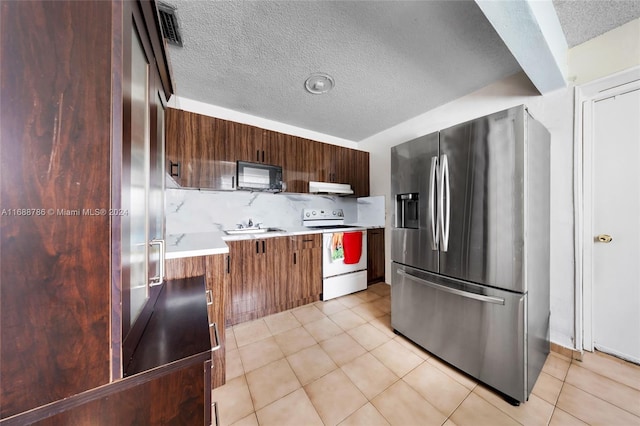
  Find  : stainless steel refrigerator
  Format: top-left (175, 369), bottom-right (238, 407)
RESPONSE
top-left (390, 105), bottom-right (550, 404)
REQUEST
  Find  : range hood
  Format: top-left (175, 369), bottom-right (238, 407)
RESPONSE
top-left (309, 181), bottom-right (354, 195)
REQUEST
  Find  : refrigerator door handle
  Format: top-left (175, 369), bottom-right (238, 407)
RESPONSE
top-left (396, 269), bottom-right (505, 305)
top-left (429, 156), bottom-right (439, 250)
top-left (439, 154), bottom-right (451, 252)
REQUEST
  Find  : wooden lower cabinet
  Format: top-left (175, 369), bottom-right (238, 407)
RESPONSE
top-left (34, 357), bottom-right (209, 426)
top-left (165, 255), bottom-right (227, 389)
top-left (227, 234), bottom-right (322, 326)
top-left (367, 228), bottom-right (385, 284)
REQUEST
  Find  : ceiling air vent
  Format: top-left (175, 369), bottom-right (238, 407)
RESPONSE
top-left (157, 2), bottom-right (183, 47)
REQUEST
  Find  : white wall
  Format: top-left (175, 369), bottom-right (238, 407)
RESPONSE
top-left (568, 18), bottom-right (640, 85)
top-left (359, 71), bottom-right (576, 348)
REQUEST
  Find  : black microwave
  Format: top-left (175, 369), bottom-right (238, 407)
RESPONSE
top-left (236, 161), bottom-right (284, 192)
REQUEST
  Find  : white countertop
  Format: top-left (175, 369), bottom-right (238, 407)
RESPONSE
top-left (166, 225), bottom-right (383, 260)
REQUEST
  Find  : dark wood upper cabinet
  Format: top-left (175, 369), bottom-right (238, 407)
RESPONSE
top-left (165, 108), bottom-right (370, 195)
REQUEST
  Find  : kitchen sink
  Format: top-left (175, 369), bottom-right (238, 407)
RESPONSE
top-left (224, 227), bottom-right (285, 235)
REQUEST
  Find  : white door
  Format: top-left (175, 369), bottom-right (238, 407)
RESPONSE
top-left (592, 87), bottom-right (640, 363)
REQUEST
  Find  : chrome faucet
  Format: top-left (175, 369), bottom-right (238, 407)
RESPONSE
top-left (248, 218), bottom-right (253, 227)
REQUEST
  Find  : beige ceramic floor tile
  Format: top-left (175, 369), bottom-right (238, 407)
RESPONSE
top-left (450, 393), bottom-right (519, 426)
top-left (226, 348), bottom-right (244, 380)
top-left (351, 302), bottom-right (386, 321)
top-left (304, 369), bottom-right (368, 426)
top-left (304, 316), bottom-right (344, 342)
top-left (443, 420), bottom-right (459, 426)
top-left (341, 352), bottom-right (399, 399)
top-left (556, 382), bottom-right (640, 425)
top-left (262, 311), bottom-right (301, 335)
top-left (403, 362), bottom-right (471, 417)
top-left (354, 289), bottom-right (381, 303)
top-left (338, 294), bottom-right (366, 308)
top-left (531, 371), bottom-right (563, 405)
top-left (548, 408), bottom-right (588, 426)
top-left (238, 336), bottom-right (284, 372)
top-left (329, 309), bottom-right (368, 331)
top-left (291, 304), bottom-right (326, 324)
top-left (371, 339), bottom-right (424, 377)
top-left (287, 344), bottom-right (338, 385)
top-left (579, 350), bottom-right (640, 391)
top-left (371, 380), bottom-right (447, 426)
top-left (368, 314), bottom-right (396, 338)
top-left (393, 334), bottom-right (431, 360)
top-left (347, 323), bottom-right (392, 351)
top-left (565, 363), bottom-right (640, 417)
top-left (542, 352), bottom-right (571, 381)
top-left (229, 413), bottom-right (259, 426)
top-left (474, 385), bottom-right (554, 426)
top-left (368, 283), bottom-right (391, 297)
top-left (320, 333), bottom-right (368, 367)
top-left (338, 402), bottom-right (390, 426)
top-left (426, 356), bottom-right (477, 390)
top-left (233, 319), bottom-right (272, 347)
top-left (370, 296), bottom-right (391, 314)
top-left (273, 326), bottom-right (317, 356)
top-left (211, 376), bottom-right (255, 426)
top-left (245, 358), bottom-right (301, 410)
top-left (315, 299), bottom-right (348, 315)
top-left (226, 327), bottom-right (238, 351)
top-left (255, 388), bottom-right (323, 426)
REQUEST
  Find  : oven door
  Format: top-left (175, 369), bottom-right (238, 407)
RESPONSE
top-left (322, 231), bottom-right (367, 278)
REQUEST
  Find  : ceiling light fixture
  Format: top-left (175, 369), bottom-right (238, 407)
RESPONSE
top-left (304, 73), bottom-right (334, 95)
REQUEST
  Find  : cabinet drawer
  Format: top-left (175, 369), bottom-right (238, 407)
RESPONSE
top-left (289, 234), bottom-right (321, 250)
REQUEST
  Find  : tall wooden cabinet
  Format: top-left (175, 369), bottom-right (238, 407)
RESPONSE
top-left (1, 0), bottom-right (114, 418)
top-left (1, 1), bottom-right (208, 424)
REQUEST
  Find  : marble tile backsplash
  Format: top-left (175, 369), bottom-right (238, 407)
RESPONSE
top-left (165, 188), bottom-right (361, 234)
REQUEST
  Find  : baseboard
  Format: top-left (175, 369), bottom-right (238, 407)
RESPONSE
top-left (550, 342), bottom-right (583, 361)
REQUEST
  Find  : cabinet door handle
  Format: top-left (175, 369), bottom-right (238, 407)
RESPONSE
top-left (226, 255), bottom-right (230, 274)
top-left (231, 175), bottom-right (235, 189)
top-left (262, 150), bottom-right (265, 163)
top-left (293, 252), bottom-right (297, 265)
top-left (262, 240), bottom-right (265, 253)
top-left (149, 239), bottom-right (165, 286)
top-left (206, 289), bottom-right (213, 305)
top-left (256, 150), bottom-right (260, 162)
top-left (170, 161), bottom-right (180, 177)
top-left (213, 401), bottom-right (220, 426)
top-left (256, 241), bottom-right (260, 254)
top-left (209, 322), bottom-right (221, 352)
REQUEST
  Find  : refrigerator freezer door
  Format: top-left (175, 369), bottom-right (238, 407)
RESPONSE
top-left (438, 106), bottom-right (526, 293)
top-left (391, 262), bottom-right (528, 402)
top-left (391, 132), bottom-right (439, 273)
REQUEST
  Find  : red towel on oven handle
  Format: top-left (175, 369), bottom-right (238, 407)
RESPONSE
top-left (343, 231), bottom-right (362, 264)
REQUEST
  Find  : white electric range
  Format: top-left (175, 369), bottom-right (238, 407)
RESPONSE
top-left (302, 209), bottom-right (367, 300)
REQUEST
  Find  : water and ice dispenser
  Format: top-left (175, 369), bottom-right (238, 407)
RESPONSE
top-left (395, 193), bottom-right (419, 229)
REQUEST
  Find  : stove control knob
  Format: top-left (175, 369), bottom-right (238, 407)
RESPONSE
top-left (305, 212), bottom-right (310, 217)
top-left (312, 211), bottom-right (316, 216)
top-left (338, 211), bottom-right (343, 217)
top-left (332, 211), bottom-right (336, 215)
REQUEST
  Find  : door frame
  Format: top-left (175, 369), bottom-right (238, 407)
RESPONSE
top-left (575, 66), bottom-right (640, 352)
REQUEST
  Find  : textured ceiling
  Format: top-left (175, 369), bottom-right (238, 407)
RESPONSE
top-left (164, 1), bottom-right (640, 142)
top-left (553, 0), bottom-right (640, 47)
top-left (166, 1), bottom-right (522, 142)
